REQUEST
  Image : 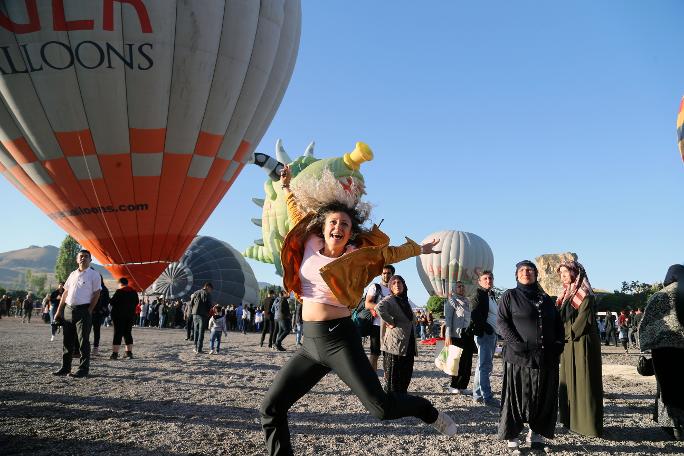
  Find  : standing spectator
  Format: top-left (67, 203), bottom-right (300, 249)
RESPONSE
top-left (630, 308), bottom-right (643, 349)
top-left (41, 294), bottom-right (51, 323)
top-left (444, 281), bottom-right (474, 395)
top-left (293, 300), bottom-right (303, 346)
top-left (49, 283), bottom-right (64, 342)
top-left (597, 317), bottom-right (606, 343)
top-left (255, 307), bottom-right (264, 333)
top-left (497, 260), bottom-right (564, 453)
top-left (364, 265), bottom-right (393, 371)
top-left (183, 299), bottom-right (193, 339)
top-left (0, 294), bottom-right (9, 318)
top-left (639, 264), bottom-right (684, 441)
top-left (469, 270), bottom-right (499, 406)
top-left (415, 310), bottom-right (427, 340)
top-left (274, 291), bottom-right (292, 351)
top-left (604, 311), bottom-right (617, 346)
top-left (556, 261), bottom-right (603, 438)
top-left (618, 316), bottom-right (630, 353)
top-left (135, 300), bottom-right (143, 326)
top-left (191, 282), bottom-right (213, 354)
top-left (51, 249), bottom-right (102, 378)
top-left (109, 277), bottom-right (139, 359)
top-left (22, 293), bottom-right (34, 323)
top-left (91, 276), bottom-right (109, 355)
top-left (376, 275), bottom-right (418, 393)
top-left (158, 299), bottom-right (167, 328)
top-left (209, 306), bottom-right (227, 355)
top-left (260, 290), bottom-right (276, 348)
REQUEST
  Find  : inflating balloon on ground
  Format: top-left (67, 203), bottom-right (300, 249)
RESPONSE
top-left (0, 0), bottom-right (302, 290)
top-left (416, 230), bottom-right (494, 297)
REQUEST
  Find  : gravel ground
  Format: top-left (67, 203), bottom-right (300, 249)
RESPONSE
top-left (1, 318), bottom-right (682, 455)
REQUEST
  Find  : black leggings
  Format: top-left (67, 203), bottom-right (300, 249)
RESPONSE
top-left (112, 318), bottom-right (134, 346)
top-left (259, 317), bottom-right (438, 456)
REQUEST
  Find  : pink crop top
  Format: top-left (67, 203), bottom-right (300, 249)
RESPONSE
top-left (299, 235), bottom-right (355, 307)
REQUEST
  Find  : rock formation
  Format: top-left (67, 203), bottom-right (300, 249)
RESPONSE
top-left (535, 252), bottom-right (578, 298)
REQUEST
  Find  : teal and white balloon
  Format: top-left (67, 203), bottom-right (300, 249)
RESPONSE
top-left (416, 230), bottom-right (494, 297)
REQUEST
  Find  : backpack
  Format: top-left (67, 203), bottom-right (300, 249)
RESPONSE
top-left (352, 283), bottom-right (382, 337)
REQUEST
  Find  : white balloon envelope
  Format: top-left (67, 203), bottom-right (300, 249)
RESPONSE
top-left (416, 230), bottom-right (494, 297)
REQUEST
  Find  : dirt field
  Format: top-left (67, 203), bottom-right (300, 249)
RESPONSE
top-left (0, 318), bottom-right (682, 455)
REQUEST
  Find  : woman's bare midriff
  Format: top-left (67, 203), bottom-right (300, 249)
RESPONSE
top-left (302, 300), bottom-right (351, 321)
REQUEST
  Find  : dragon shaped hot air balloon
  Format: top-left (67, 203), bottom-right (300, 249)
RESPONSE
top-left (244, 139), bottom-right (373, 276)
top-left (0, 0), bottom-right (302, 290)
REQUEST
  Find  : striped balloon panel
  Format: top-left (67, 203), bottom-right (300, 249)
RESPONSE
top-left (677, 96), bottom-right (684, 164)
top-left (0, 0), bottom-right (301, 290)
top-left (416, 230), bottom-right (494, 298)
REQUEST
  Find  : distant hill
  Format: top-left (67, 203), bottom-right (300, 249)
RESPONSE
top-left (0, 245), bottom-right (112, 290)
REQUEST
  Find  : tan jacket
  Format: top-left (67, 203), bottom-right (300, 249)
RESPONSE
top-left (281, 193), bottom-right (421, 309)
top-left (376, 295), bottom-right (417, 356)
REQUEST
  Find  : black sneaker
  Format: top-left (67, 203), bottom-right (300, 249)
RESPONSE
top-left (124, 351), bottom-right (133, 359)
top-left (52, 369), bottom-right (70, 376)
top-left (276, 345), bottom-right (286, 352)
top-left (67, 371), bottom-right (88, 378)
top-left (109, 352), bottom-right (118, 360)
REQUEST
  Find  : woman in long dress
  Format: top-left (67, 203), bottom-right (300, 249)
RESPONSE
top-left (556, 261), bottom-right (603, 437)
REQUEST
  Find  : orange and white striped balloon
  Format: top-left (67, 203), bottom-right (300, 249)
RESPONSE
top-left (0, 0), bottom-right (301, 289)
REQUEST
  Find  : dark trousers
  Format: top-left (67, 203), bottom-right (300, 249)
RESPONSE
top-left (275, 319), bottom-right (291, 347)
top-left (193, 315), bottom-right (207, 352)
top-left (605, 328), bottom-right (617, 346)
top-left (112, 317), bottom-right (134, 346)
top-left (61, 305), bottom-right (92, 374)
top-left (450, 335), bottom-right (475, 389)
top-left (92, 314), bottom-right (103, 348)
top-left (260, 318), bottom-right (275, 347)
top-left (186, 315), bottom-right (193, 339)
top-left (260, 317), bottom-right (438, 456)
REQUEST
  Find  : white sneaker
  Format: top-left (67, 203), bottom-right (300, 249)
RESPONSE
top-left (431, 411), bottom-right (457, 436)
top-left (507, 439), bottom-right (521, 455)
top-left (209, 350), bottom-right (215, 355)
top-left (448, 387), bottom-right (470, 395)
top-left (50, 335), bottom-right (55, 342)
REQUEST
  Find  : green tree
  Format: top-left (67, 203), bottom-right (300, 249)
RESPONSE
top-left (24, 269), bottom-right (33, 290)
top-left (55, 235), bottom-right (81, 282)
top-left (30, 273), bottom-right (48, 295)
top-left (425, 295), bottom-right (446, 317)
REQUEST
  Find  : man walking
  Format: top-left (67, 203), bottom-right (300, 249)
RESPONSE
top-left (470, 270), bottom-right (499, 406)
top-left (365, 265), bottom-right (394, 371)
top-left (190, 282), bottom-right (213, 353)
top-left (274, 290), bottom-right (292, 351)
top-left (52, 249), bottom-right (102, 378)
top-left (22, 292), bottom-right (34, 323)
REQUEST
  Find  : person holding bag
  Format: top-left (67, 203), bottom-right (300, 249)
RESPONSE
top-left (444, 281), bottom-right (475, 394)
top-left (376, 275), bottom-right (418, 394)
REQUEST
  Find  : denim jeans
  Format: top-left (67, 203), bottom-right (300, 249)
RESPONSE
top-left (193, 315), bottom-right (207, 352)
top-left (295, 323), bottom-right (302, 345)
top-left (139, 316), bottom-right (146, 327)
top-left (473, 332), bottom-right (497, 401)
top-left (159, 315), bottom-right (166, 328)
top-left (419, 324), bottom-right (426, 340)
top-left (210, 330), bottom-right (222, 352)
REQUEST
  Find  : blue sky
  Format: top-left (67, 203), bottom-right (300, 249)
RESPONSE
top-left (1, 1), bottom-right (682, 305)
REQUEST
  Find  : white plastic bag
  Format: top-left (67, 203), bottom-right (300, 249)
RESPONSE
top-left (435, 344), bottom-right (462, 376)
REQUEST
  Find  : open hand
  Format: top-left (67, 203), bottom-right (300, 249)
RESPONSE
top-left (420, 238), bottom-right (441, 254)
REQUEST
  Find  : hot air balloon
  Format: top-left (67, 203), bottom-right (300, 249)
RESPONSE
top-left (678, 96), bottom-right (684, 164)
top-left (416, 230), bottom-right (494, 297)
top-left (152, 236), bottom-right (259, 307)
top-left (0, 0), bottom-right (301, 290)
top-left (244, 139), bottom-right (372, 276)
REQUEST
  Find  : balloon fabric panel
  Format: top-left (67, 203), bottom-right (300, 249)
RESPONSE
top-left (0, 0), bottom-right (302, 290)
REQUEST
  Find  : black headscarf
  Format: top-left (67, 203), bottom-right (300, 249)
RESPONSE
top-left (664, 264), bottom-right (684, 326)
top-left (515, 260), bottom-right (543, 301)
top-left (388, 275), bottom-right (413, 321)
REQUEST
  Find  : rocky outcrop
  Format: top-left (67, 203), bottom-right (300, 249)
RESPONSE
top-left (536, 252), bottom-right (578, 298)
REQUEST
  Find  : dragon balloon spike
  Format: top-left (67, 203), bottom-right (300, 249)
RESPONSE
top-left (244, 140), bottom-right (373, 276)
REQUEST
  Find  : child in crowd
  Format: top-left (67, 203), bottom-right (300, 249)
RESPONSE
top-left (209, 306), bottom-right (228, 355)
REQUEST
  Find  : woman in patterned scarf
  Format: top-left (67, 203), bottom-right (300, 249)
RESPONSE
top-left (556, 261), bottom-right (603, 438)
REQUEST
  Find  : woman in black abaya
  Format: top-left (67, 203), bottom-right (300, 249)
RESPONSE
top-left (497, 261), bottom-right (564, 454)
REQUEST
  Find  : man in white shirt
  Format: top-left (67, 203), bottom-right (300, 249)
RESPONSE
top-left (52, 249), bottom-right (102, 378)
top-left (365, 265), bottom-right (394, 372)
